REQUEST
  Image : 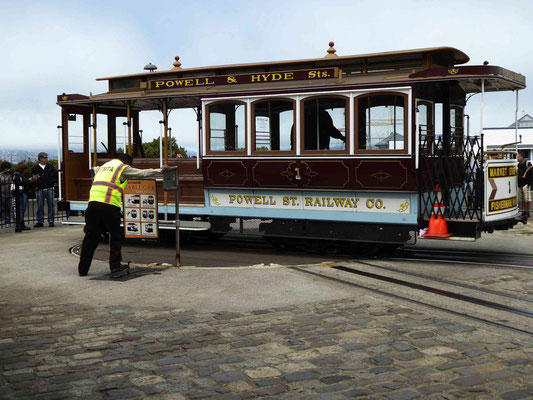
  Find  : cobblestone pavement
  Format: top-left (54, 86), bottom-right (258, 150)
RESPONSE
top-left (1, 295), bottom-right (532, 399)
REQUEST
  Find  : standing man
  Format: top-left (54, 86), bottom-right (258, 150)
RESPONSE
top-left (78, 153), bottom-right (168, 278)
top-left (31, 152), bottom-right (58, 227)
top-left (517, 151), bottom-right (532, 222)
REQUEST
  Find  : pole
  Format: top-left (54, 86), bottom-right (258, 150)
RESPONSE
top-left (480, 79), bottom-right (485, 140)
top-left (122, 122), bottom-right (127, 153)
top-left (197, 108), bottom-right (201, 170)
top-left (175, 169), bottom-right (181, 267)
top-left (88, 125), bottom-right (92, 171)
top-left (92, 104), bottom-right (97, 166)
top-left (57, 125), bottom-right (63, 201)
top-left (515, 90), bottom-right (519, 152)
top-left (163, 99), bottom-right (169, 207)
top-left (159, 121), bottom-right (163, 168)
top-left (127, 101), bottom-right (132, 155)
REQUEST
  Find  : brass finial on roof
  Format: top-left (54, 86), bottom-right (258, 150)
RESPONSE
top-left (325, 41), bottom-right (337, 58)
top-left (173, 56), bottom-right (182, 70)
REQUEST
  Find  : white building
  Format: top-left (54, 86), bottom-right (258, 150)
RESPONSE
top-left (484, 114), bottom-right (533, 159)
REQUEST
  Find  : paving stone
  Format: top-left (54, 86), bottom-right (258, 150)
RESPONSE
top-left (501, 389), bottom-right (533, 400)
top-left (254, 383), bottom-right (289, 396)
top-left (211, 371), bottom-right (246, 383)
top-left (418, 383), bottom-right (454, 396)
top-left (384, 389), bottom-right (420, 400)
top-left (103, 388), bottom-right (143, 399)
top-left (342, 388), bottom-right (372, 397)
top-left (319, 375), bottom-right (351, 384)
top-left (284, 371), bottom-right (318, 382)
top-left (450, 375), bottom-right (487, 387)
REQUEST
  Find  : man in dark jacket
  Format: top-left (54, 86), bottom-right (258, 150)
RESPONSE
top-left (30, 152), bottom-right (58, 227)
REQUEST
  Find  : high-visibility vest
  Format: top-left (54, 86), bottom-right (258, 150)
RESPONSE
top-left (89, 159), bottom-right (128, 208)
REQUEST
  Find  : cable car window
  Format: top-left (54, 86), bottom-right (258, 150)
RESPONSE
top-left (302, 97), bottom-right (347, 152)
top-left (417, 100), bottom-right (434, 144)
top-left (67, 114), bottom-right (84, 153)
top-left (356, 93), bottom-right (407, 152)
top-left (207, 101), bottom-right (246, 153)
top-left (252, 99), bottom-right (294, 153)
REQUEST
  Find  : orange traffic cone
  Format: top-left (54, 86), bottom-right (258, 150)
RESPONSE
top-left (422, 187), bottom-right (453, 238)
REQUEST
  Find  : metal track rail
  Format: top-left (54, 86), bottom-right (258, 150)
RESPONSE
top-left (291, 266), bottom-right (533, 336)
top-left (331, 264), bottom-right (533, 318)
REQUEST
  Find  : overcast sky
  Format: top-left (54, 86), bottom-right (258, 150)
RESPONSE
top-left (1, 0), bottom-right (532, 154)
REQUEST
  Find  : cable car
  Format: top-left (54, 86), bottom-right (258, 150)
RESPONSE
top-left (56, 43), bottom-right (526, 247)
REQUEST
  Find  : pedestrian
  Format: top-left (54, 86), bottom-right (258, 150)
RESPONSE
top-left (30, 152), bottom-right (58, 227)
top-left (78, 153), bottom-right (169, 278)
top-left (517, 151), bottom-right (532, 223)
top-left (14, 162), bottom-right (32, 232)
top-left (0, 162), bottom-right (14, 226)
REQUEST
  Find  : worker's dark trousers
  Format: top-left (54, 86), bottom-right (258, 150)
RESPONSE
top-left (78, 201), bottom-right (123, 275)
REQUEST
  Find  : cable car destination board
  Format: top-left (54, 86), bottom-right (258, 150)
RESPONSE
top-left (123, 180), bottom-right (159, 239)
top-left (148, 68), bottom-right (338, 90)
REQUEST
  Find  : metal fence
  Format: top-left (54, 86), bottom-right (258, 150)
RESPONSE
top-left (419, 135), bottom-right (484, 221)
top-left (0, 173), bottom-right (68, 231)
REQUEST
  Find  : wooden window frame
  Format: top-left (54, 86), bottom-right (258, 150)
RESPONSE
top-left (251, 98), bottom-right (296, 156)
top-left (354, 92), bottom-right (409, 155)
top-left (299, 95), bottom-right (350, 155)
top-left (205, 100), bottom-right (248, 155)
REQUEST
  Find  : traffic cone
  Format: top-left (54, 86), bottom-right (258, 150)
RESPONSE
top-left (422, 187), bottom-right (453, 238)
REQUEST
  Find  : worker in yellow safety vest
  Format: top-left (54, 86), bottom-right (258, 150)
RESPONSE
top-left (78, 153), bottom-right (168, 278)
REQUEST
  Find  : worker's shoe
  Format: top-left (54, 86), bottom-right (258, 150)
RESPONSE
top-left (110, 264), bottom-right (130, 278)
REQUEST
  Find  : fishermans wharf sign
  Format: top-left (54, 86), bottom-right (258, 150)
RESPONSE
top-left (148, 68), bottom-right (338, 90)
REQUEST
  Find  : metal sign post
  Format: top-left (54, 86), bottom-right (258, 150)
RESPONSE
top-left (163, 167), bottom-right (180, 267)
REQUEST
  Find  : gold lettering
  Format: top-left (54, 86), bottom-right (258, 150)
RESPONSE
top-left (155, 81), bottom-right (165, 88)
top-left (166, 81), bottom-right (175, 87)
top-left (314, 198), bottom-right (322, 207)
top-left (305, 197), bottom-right (313, 207)
top-left (290, 196), bottom-right (298, 206)
top-left (237, 195), bottom-right (243, 204)
top-left (326, 197), bottom-right (334, 207)
top-left (261, 74), bottom-right (270, 82)
top-left (244, 195), bottom-right (253, 204)
top-left (194, 78), bottom-right (205, 86)
top-left (269, 195), bottom-right (276, 205)
top-left (205, 78), bottom-right (215, 85)
top-left (366, 199), bottom-right (375, 208)
top-left (254, 195), bottom-right (261, 204)
top-left (283, 196), bottom-right (290, 206)
top-left (308, 71), bottom-right (316, 78)
top-left (375, 199), bottom-right (383, 209)
top-left (271, 73), bottom-right (282, 81)
top-left (184, 79), bottom-right (193, 86)
top-left (333, 198), bottom-right (346, 207)
top-left (284, 72), bottom-right (294, 80)
top-left (229, 194), bottom-right (236, 204)
top-left (353, 198), bottom-right (359, 208)
top-left (251, 75), bottom-right (261, 83)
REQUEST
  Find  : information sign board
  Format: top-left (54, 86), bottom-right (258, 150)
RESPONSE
top-left (123, 179), bottom-right (159, 239)
top-left (484, 159), bottom-right (518, 221)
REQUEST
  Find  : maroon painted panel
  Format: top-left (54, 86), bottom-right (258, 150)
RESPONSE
top-left (205, 161), bottom-right (249, 187)
top-left (300, 161), bottom-right (350, 189)
top-left (252, 161), bottom-right (300, 188)
top-left (204, 158), bottom-right (416, 191)
top-left (354, 160), bottom-right (409, 190)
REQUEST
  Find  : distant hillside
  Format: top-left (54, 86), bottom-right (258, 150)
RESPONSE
top-left (0, 149), bottom-right (58, 163)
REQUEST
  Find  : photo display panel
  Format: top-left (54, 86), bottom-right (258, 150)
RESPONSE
top-left (123, 179), bottom-right (159, 240)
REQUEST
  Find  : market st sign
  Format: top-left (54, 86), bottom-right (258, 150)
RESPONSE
top-left (148, 68), bottom-right (338, 90)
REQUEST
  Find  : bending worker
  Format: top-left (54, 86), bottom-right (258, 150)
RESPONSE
top-left (78, 154), bottom-right (169, 278)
